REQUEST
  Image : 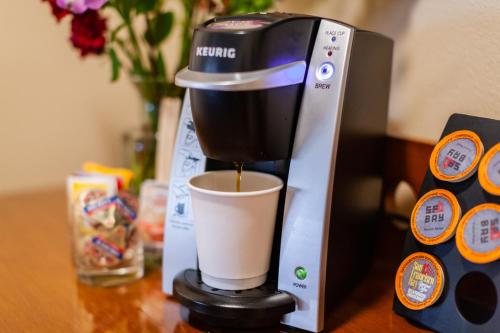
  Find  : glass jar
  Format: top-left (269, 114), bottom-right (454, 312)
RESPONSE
top-left (137, 180), bottom-right (168, 257)
top-left (70, 189), bottom-right (144, 287)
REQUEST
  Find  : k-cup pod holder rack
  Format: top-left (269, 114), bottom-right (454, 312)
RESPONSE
top-left (393, 114), bottom-right (499, 333)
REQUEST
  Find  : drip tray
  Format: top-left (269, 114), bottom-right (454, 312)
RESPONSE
top-left (173, 269), bottom-right (296, 329)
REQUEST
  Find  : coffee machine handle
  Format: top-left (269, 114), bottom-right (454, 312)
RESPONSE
top-left (175, 61), bottom-right (307, 91)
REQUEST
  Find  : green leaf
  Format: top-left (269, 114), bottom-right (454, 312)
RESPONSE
top-left (109, 48), bottom-right (122, 82)
top-left (113, 0), bottom-right (129, 21)
top-left (136, 0), bottom-right (158, 13)
top-left (156, 51), bottom-right (167, 80)
top-left (226, 0), bottom-right (274, 14)
top-left (144, 11), bottom-right (174, 46)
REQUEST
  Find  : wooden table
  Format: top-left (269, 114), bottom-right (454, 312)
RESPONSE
top-left (0, 189), bottom-right (428, 333)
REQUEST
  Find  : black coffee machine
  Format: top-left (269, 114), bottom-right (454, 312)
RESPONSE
top-left (162, 13), bottom-right (393, 332)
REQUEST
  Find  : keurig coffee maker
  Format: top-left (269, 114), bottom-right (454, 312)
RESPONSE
top-left (162, 13), bottom-right (393, 332)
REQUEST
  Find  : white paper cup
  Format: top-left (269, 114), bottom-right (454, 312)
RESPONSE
top-left (188, 170), bottom-right (283, 290)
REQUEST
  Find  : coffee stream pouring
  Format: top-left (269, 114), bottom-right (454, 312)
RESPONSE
top-left (234, 162), bottom-right (243, 192)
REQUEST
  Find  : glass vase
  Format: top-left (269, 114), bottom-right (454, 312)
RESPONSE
top-left (123, 78), bottom-right (166, 193)
top-left (123, 125), bottom-right (156, 194)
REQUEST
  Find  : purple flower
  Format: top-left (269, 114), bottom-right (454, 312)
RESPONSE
top-left (56, 0), bottom-right (107, 14)
top-left (85, 0), bottom-right (108, 10)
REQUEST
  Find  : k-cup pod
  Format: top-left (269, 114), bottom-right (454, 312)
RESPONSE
top-left (395, 252), bottom-right (445, 310)
top-left (429, 130), bottom-right (484, 182)
top-left (410, 189), bottom-right (461, 245)
top-left (478, 143), bottom-right (500, 196)
top-left (456, 203), bottom-right (500, 264)
top-left (188, 171), bottom-right (283, 290)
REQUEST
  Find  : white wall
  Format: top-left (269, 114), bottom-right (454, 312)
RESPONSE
top-left (1, 0), bottom-right (500, 194)
top-left (0, 0), bottom-right (183, 194)
top-left (277, 0), bottom-right (500, 141)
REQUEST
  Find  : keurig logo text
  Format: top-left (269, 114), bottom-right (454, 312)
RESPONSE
top-left (195, 47), bottom-right (236, 59)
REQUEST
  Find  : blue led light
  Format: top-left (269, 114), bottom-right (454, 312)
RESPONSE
top-left (316, 62), bottom-right (335, 81)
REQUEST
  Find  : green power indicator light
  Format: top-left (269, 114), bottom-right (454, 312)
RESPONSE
top-left (295, 267), bottom-right (307, 280)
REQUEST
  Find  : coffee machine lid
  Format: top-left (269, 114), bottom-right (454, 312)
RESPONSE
top-left (203, 12), bottom-right (310, 31)
top-left (185, 13), bottom-right (320, 74)
top-left (207, 18), bottom-right (271, 30)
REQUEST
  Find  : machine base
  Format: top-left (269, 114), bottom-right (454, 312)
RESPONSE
top-left (173, 269), bottom-right (296, 329)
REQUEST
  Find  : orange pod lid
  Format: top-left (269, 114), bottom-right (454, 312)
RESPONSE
top-left (430, 130), bottom-right (484, 182)
top-left (411, 189), bottom-right (461, 245)
top-left (395, 252), bottom-right (445, 310)
top-left (456, 203), bottom-right (500, 264)
top-left (478, 143), bottom-right (500, 196)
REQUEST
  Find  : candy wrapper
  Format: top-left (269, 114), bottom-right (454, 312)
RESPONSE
top-left (82, 161), bottom-right (134, 191)
top-left (66, 174), bottom-right (117, 225)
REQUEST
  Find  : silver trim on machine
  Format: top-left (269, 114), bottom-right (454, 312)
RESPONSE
top-left (278, 19), bottom-right (354, 332)
top-left (174, 61), bottom-right (307, 91)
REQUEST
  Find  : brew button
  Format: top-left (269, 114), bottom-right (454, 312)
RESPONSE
top-left (316, 62), bottom-right (335, 80)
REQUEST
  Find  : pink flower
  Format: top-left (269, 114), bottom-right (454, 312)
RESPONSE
top-left (85, 0), bottom-right (108, 10)
top-left (56, 0), bottom-right (107, 14)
